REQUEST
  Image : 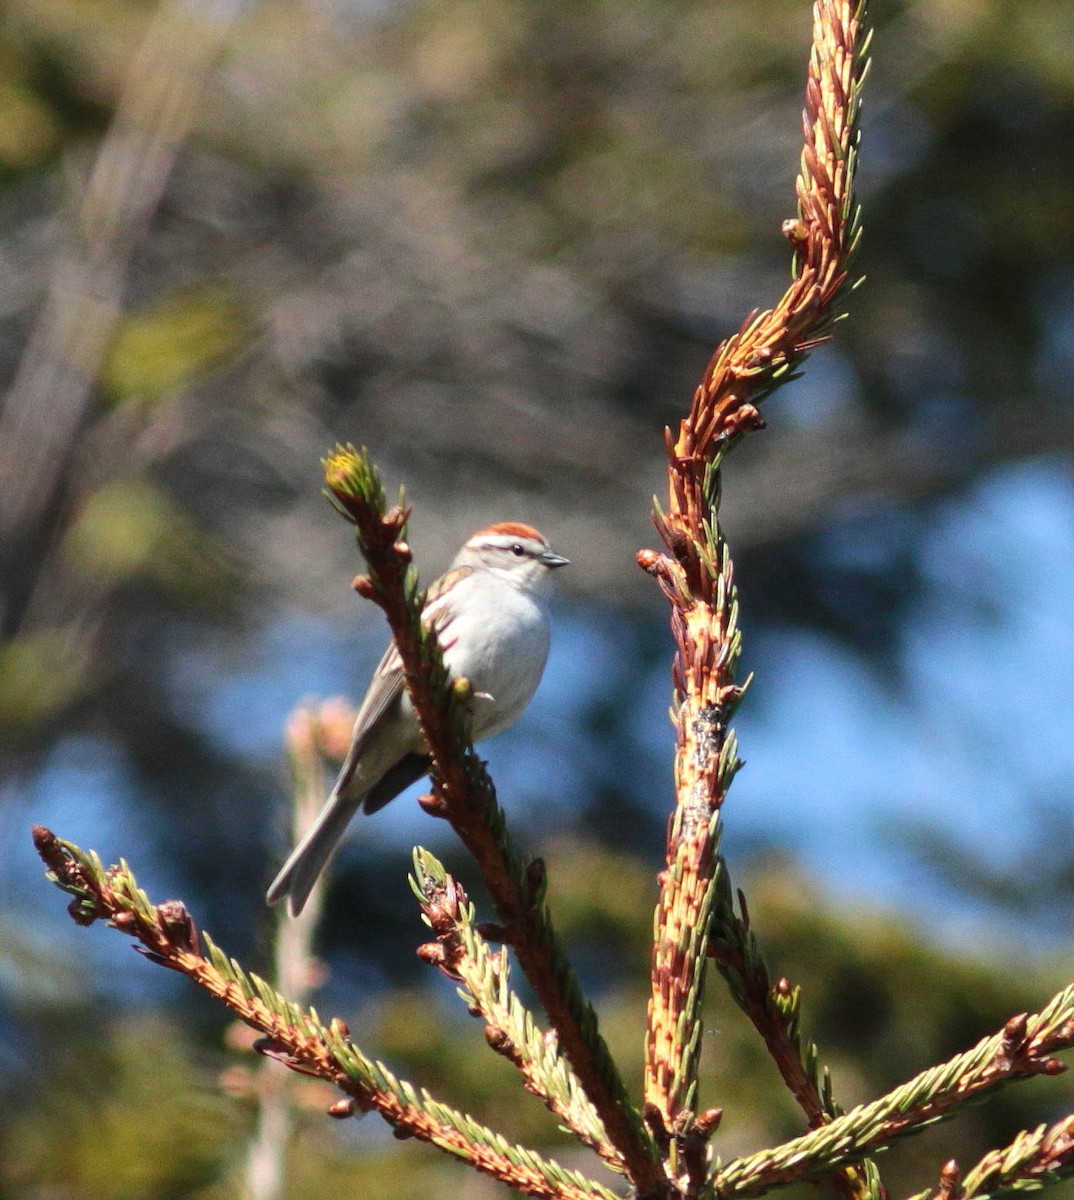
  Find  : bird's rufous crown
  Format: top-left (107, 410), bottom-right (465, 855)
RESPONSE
top-left (470, 521), bottom-right (546, 543)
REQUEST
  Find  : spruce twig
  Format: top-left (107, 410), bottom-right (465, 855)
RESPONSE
top-left (713, 1003), bottom-right (1074, 1196)
top-left (321, 445), bottom-right (667, 1197)
top-left (909, 1118), bottom-right (1074, 1200)
top-left (31, 826), bottom-right (619, 1200)
top-left (411, 848), bottom-right (621, 1172)
top-left (642, 9), bottom-right (871, 1189)
top-left (707, 858), bottom-right (880, 1200)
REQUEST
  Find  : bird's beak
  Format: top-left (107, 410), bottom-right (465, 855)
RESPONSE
top-left (540, 549), bottom-right (570, 569)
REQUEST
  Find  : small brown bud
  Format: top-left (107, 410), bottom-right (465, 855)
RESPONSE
top-left (782, 217), bottom-right (809, 244)
top-left (484, 1025), bottom-right (513, 1054)
top-left (938, 1159), bottom-right (962, 1200)
top-left (475, 921), bottom-right (507, 943)
top-left (1040, 1058), bottom-right (1067, 1076)
top-left (394, 541), bottom-right (412, 563)
top-left (392, 1123), bottom-right (415, 1140)
top-left (695, 1107), bottom-right (723, 1138)
top-left (416, 942), bottom-right (445, 967)
top-left (1004, 1013), bottom-right (1029, 1043)
top-left (32, 825), bottom-right (59, 856)
top-left (1000, 1012), bottom-right (1029, 1062)
top-left (637, 548), bottom-right (663, 574)
top-left (157, 899), bottom-right (199, 953)
top-left (111, 910), bottom-right (138, 933)
top-left (328, 1097), bottom-right (356, 1119)
top-left (351, 574), bottom-right (377, 598)
top-left (417, 792), bottom-right (449, 818)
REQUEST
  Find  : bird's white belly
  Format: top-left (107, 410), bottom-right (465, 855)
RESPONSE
top-left (440, 587), bottom-right (551, 741)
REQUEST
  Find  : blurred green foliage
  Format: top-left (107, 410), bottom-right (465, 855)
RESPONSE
top-left (3, 1016), bottom-right (248, 1198)
top-left (101, 287), bottom-right (250, 406)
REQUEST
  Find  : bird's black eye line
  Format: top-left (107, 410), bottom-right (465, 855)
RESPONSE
top-left (510, 543), bottom-right (525, 557)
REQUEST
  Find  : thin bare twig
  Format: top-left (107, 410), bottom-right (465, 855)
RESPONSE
top-left (0, 0), bottom-right (238, 560)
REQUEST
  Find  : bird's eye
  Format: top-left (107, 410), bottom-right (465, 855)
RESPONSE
top-left (510, 543), bottom-right (525, 557)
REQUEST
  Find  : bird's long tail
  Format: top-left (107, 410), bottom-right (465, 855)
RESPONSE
top-left (265, 751), bottom-right (430, 916)
top-left (265, 786), bottom-right (362, 917)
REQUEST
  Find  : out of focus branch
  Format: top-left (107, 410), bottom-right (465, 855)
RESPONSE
top-left (0, 0), bottom-right (238, 607)
top-left (245, 700), bottom-right (341, 1200)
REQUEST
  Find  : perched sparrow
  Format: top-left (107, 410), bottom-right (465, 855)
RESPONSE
top-left (267, 522), bottom-right (569, 915)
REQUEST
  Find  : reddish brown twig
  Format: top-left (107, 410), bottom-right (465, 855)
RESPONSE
top-left (644, 0), bottom-right (869, 1143)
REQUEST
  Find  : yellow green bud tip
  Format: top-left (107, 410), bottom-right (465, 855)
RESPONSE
top-left (323, 448), bottom-right (360, 486)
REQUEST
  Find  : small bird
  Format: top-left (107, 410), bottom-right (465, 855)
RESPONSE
top-left (267, 522), bottom-right (569, 915)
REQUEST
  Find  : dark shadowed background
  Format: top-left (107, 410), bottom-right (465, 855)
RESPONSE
top-left (2, 0), bottom-right (1074, 1196)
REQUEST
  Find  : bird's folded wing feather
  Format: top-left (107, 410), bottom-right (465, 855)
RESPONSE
top-left (349, 565), bottom-right (475, 752)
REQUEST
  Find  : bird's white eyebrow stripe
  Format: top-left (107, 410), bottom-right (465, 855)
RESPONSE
top-left (474, 534), bottom-right (543, 552)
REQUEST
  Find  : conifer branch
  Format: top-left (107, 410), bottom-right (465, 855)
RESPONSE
top-left (641, 0), bottom-right (870, 1161)
top-left (707, 856), bottom-right (879, 1200)
top-left (321, 445), bottom-right (667, 1197)
top-left (909, 1118), bottom-right (1074, 1200)
top-left (32, 827), bottom-right (619, 1200)
top-left (411, 848), bottom-right (621, 1171)
top-left (714, 999), bottom-right (1074, 1196)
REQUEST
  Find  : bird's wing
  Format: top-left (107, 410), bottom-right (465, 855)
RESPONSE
top-left (423, 565), bottom-right (473, 615)
top-left (421, 565), bottom-right (474, 645)
top-left (347, 640), bottom-right (405, 752)
top-left (348, 565), bottom-right (475, 750)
